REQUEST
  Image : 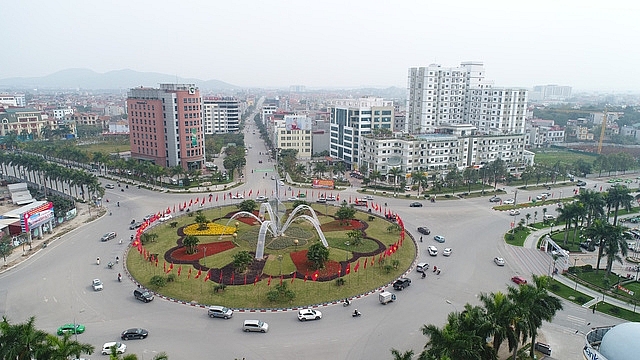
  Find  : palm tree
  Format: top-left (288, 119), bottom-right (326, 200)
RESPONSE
top-left (601, 225), bottom-right (631, 278)
top-left (370, 170), bottom-right (382, 194)
top-left (577, 189), bottom-right (605, 228)
top-left (313, 162), bottom-right (327, 178)
top-left (556, 204), bottom-right (574, 246)
top-left (388, 167), bottom-right (403, 197)
top-left (522, 275), bottom-right (563, 359)
top-left (605, 185), bottom-right (633, 225)
top-left (585, 219), bottom-right (611, 274)
top-left (0, 316), bottom-right (49, 360)
top-left (41, 332), bottom-right (95, 360)
top-left (411, 170), bottom-right (428, 198)
top-left (390, 348), bottom-right (414, 360)
top-left (505, 287), bottom-right (530, 360)
top-left (479, 291), bottom-right (516, 355)
top-left (525, 213), bottom-right (531, 225)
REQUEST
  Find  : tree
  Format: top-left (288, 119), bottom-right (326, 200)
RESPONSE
top-left (390, 348), bottom-right (414, 360)
top-left (232, 251), bottom-right (254, 273)
top-left (388, 167), bottom-right (403, 196)
top-left (0, 315), bottom-right (49, 360)
top-left (313, 162), bottom-right (328, 178)
top-left (605, 184), bottom-right (633, 225)
top-left (0, 235), bottom-right (14, 265)
top-left (335, 203), bottom-right (356, 224)
top-left (307, 242), bottom-right (329, 269)
top-left (601, 224), bottom-right (631, 278)
top-left (585, 219), bottom-right (611, 274)
top-left (479, 291), bottom-right (516, 355)
top-left (41, 332), bottom-right (95, 360)
top-left (183, 235), bottom-right (200, 255)
top-left (577, 189), bottom-right (605, 228)
top-left (370, 170), bottom-right (382, 194)
top-left (347, 229), bottom-right (363, 246)
top-left (237, 200), bottom-right (257, 213)
top-left (194, 210), bottom-right (209, 230)
top-left (520, 275), bottom-right (563, 359)
top-left (411, 170), bottom-right (428, 197)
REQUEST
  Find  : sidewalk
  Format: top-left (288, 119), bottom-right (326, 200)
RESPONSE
top-left (0, 202), bottom-right (99, 274)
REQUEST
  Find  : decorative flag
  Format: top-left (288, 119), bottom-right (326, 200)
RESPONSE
top-left (163, 261), bottom-right (166, 273)
top-left (219, 271), bottom-right (223, 283)
top-left (188, 267), bottom-right (192, 279)
top-left (189, 199), bottom-right (193, 206)
top-left (244, 273), bottom-right (247, 285)
top-left (312, 270), bottom-right (319, 281)
top-left (267, 275), bottom-right (272, 286)
top-left (166, 262), bottom-right (174, 274)
top-left (338, 268), bottom-right (342, 277)
top-left (224, 194), bottom-right (226, 200)
top-left (173, 205), bottom-right (176, 213)
top-left (177, 265), bottom-right (182, 276)
top-left (370, 257), bottom-right (375, 267)
top-left (291, 272), bottom-right (296, 284)
top-left (336, 194), bottom-right (340, 201)
top-left (195, 269), bottom-right (202, 279)
top-left (254, 274), bottom-right (259, 286)
top-left (304, 271), bottom-right (309, 282)
top-left (349, 195), bottom-right (352, 203)
top-left (305, 190), bottom-right (308, 197)
top-left (231, 272), bottom-right (235, 284)
top-left (378, 253), bottom-right (383, 263)
top-left (345, 262), bottom-right (351, 275)
top-left (364, 258), bottom-right (367, 269)
top-left (279, 275), bottom-right (283, 286)
top-left (354, 260), bottom-right (360, 273)
top-left (249, 189), bottom-right (253, 196)
top-left (204, 271), bottom-right (211, 282)
top-left (216, 194), bottom-right (219, 202)
top-left (155, 257), bottom-right (158, 267)
top-left (243, 190), bottom-right (246, 197)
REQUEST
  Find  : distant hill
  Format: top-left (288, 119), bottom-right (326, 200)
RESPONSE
top-left (0, 68), bottom-right (239, 90)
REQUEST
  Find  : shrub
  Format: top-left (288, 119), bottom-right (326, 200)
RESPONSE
top-left (213, 284), bottom-right (227, 293)
top-left (582, 264), bottom-right (593, 272)
top-left (576, 296), bottom-right (588, 303)
top-left (335, 278), bottom-right (346, 286)
top-left (149, 275), bottom-right (166, 288)
top-left (167, 274), bottom-right (177, 283)
top-left (383, 264), bottom-right (393, 274)
top-left (609, 307), bottom-right (621, 314)
top-left (368, 215), bottom-right (375, 221)
top-left (405, 194), bottom-right (410, 198)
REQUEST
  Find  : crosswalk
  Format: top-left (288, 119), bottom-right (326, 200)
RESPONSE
top-left (504, 245), bottom-right (553, 276)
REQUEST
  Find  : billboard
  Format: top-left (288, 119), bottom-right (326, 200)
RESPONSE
top-left (21, 202), bottom-right (54, 232)
top-left (285, 115), bottom-right (311, 131)
top-left (312, 179), bottom-right (334, 189)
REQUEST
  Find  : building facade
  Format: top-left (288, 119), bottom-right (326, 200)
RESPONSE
top-left (202, 97), bottom-right (240, 134)
top-left (0, 108), bottom-right (49, 139)
top-left (52, 108), bottom-right (75, 120)
top-left (126, 84), bottom-right (205, 171)
top-left (272, 114), bottom-right (313, 159)
top-left (0, 94), bottom-right (26, 108)
top-left (465, 88), bottom-right (528, 134)
top-left (329, 97), bottom-right (394, 167)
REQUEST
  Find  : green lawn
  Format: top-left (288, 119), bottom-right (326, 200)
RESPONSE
top-left (505, 227), bottom-right (530, 247)
top-left (547, 279), bottom-right (593, 306)
top-left (127, 204), bottom-right (417, 308)
top-left (77, 139), bottom-right (131, 155)
top-left (593, 301), bottom-right (640, 322)
top-left (531, 148), bottom-right (599, 168)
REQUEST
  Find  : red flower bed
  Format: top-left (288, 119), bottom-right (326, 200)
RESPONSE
top-left (236, 216), bottom-right (260, 226)
top-left (169, 241), bottom-right (236, 262)
top-left (320, 219), bottom-right (363, 232)
top-left (289, 250), bottom-right (341, 278)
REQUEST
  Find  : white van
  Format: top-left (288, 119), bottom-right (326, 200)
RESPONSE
top-left (544, 214), bottom-right (556, 221)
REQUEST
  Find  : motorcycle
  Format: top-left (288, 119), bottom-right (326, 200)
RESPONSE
top-left (343, 299), bottom-right (351, 307)
top-left (421, 272), bottom-right (426, 279)
top-left (352, 310), bottom-right (361, 317)
top-left (107, 262), bottom-right (114, 269)
top-left (118, 273), bottom-right (122, 282)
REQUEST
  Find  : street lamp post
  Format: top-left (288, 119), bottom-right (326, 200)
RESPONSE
top-left (574, 258), bottom-right (578, 291)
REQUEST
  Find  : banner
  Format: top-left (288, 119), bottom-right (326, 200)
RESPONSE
top-left (312, 179), bottom-right (334, 189)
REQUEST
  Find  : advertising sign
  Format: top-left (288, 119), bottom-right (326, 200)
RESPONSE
top-left (312, 179), bottom-right (334, 189)
top-left (285, 115), bottom-right (311, 131)
top-left (21, 202), bottom-right (54, 232)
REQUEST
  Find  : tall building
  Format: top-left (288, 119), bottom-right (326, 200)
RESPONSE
top-left (202, 97), bottom-right (240, 134)
top-left (0, 108), bottom-right (49, 139)
top-left (406, 61), bottom-right (528, 135)
top-left (126, 84), bottom-right (205, 171)
top-left (271, 114), bottom-right (313, 159)
top-left (530, 85), bottom-right (572, 102)
top-left (329, 97), bottom-right (394, 167)
top-left (0, 94), bottom-right (26, 108)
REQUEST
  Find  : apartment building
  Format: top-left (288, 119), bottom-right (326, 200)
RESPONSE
top-left (465, 88), bottom-right (528, 134)
top-left (52, 108), bottom-right (75, 120)
top-left (126, 84), bottom-right (205, 171)
top-left (271, 114), bottom-right (313, 159)
top-left (0, 108), bottom-right (49, 138)
top-left (0, 94), bottom-right (26, 108)
top-left (329, 97), bottom-right (394, 167)
top-left (202, 97), bottom-right (240, 134)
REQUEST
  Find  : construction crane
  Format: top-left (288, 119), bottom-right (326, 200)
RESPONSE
top-left (597, 108), bottom-right (607, 154)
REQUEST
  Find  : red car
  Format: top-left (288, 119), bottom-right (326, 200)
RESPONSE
top-left (511, 276), bottom-right (527, 285)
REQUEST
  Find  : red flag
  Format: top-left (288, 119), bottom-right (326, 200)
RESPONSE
top-left (188, 267), bottom-right (192, 279)
top-left (312, 270), bottom-right (319, 281)
top-left (189, 199), bottom-right (193, 206)
top-left (305, 190), bottom-right (308, 197)
top-left (378, 253), bottom-right (383, 263)
top-left (364, 258), bottom-right (367, 269)
top-left (336, 194), bottom-right (340, 201)
top-left (173, 205), bottom-right (176, 213)
top-left (257, 189), bottom-right (260, 195)
top-left (183, 201), bottom-right (187, 208)
top-left (244, 273), bottom-right (247, 285)
top-left (254, 274), bottom-right (259, 286)
top-left (349, 195), bottom-right (352, 203)
top-left (345, 262), bottom-right (351, 275)
top-left (291, 272), bottom-right (296, 284)
top-left (370, 257), bottom-right (375, 267)
top-left (304, 271), bottom-right (309, 282)
top-left (216, 194), bottom-right (219, 202)
top-left (163, 261), bottom-right (166, 273)
top-left (224, 194), bottom-right (226, 200)
top-left (219, 271), bottom-right (223, 283)
top-left (155, 257), bottom-right (158, 267)
top-left (338, 268), bottom-right (342, 277)
top-left (204, 271), bottom-right (211, 282)
top-left (249, 189), bottom-right (253, 196)
top-left (166, 262), bottom-right (174, 274)
top-left (231, 272), bottom-right (235, 284)
top-left (354, 260), bottom-right (360, 273)
top-left (201, 197), bottom-right (205, 205)
top-left (195, 269), bottom-right (202, 279)
top-left (267, 275), bottom-right (272, 286)
top-left (279, 275), bottom-right (283, 286)
top-left (177, 265), bottom-right (182, 276)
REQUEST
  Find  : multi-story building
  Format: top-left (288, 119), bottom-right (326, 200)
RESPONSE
top-left (52, 108), bottom-right (74, 120)
top-left (126, 84), bottom-right (205, 171)
top-left (202, 97), bottom-right (240, 134)
top-left (0, 108), bottom-right (49, 139)
top-left (104, 105), bottom-right (125, 117)
top-left (525, 122), bottom-right (565, 148)
top-left (529, 85), bottom-right (572, 102)
top-left (329, 97), bottom-right (394, 167)
top-left (0, 94), bottom-right (26, 108)
top-left (272, 114), bottom-right (313, 159)
top-left (406, 62), bottom-right (528, 135)
top-left (261, 103), bottom-right (277, 125)
top-left (68, 112), bottom-right (104, 127)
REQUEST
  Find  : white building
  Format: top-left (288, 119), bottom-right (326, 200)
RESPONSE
top-left (466, 88), bottom-right (528, 134)
top-left (0, 94), bottom-right (26, 108)
top-left (104, 105), bottom-right (125, 116)
top-left (329, 97), bottom-right (394, 167)
top-left (529, 85), bottom-right (572, 102)
top-left (272, 114), bottom-right (313, 159)
top-left (52, 108), bottom-right (75, 120)
top-left (202, 97), bottom-right (240, 134)
top-left (261, 103), bottom-right (277, 125)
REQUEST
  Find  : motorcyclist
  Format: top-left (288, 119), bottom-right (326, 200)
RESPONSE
top-left (353, 309), bottom-right (360, 316)
top-left (344, 298), bottom-right (350, 306)
top-left (115, 256), bottom-right (119, 264)
top-left (96, 257), bottom-right (100, 265)
top-left (421, 272), bottom-right (426, 279)
top-left (117, 202), bottom-right (119, 207)
top-left (118, 273), bottom-right (122, 282)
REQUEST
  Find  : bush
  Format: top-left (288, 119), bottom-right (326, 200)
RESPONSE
top-left (609, 307), bottom-right (621, 314)
top-left (213, 284), bottom-right (227, 293)
top-left (368, 216), bottom-right (375, 221)
top-left (149, 275), bottom-right (166, 288)
top-left (576, 296), bottom-right (588, 303)
top-left (405, 194), bottom-right (410, 198)
top-left (335, 278), bottom-right (346, 286)
top-left (167, 274), bottom-right (177, 283)
top-left (383, 264), bottom-right (393, 274)
top-left (582, 264), bottom-right (593, 272)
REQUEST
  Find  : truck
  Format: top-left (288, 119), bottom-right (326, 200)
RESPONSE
top-left (379, 291), bottom-right (396, 305)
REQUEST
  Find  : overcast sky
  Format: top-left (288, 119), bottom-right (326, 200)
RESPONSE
top-left (3, 0), bottom-right (639, 91)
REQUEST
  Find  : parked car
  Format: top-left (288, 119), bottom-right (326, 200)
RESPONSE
top-left (158, 214), bottom-right (173, 222)
top-left (576, 180), bottom-right (587, 186)
top-left (409, 202), bottom-right (423, 207)
top-left (489, 196), bottom-right (501, 202)
top-left (511, 276), bottom-right (527, 285)
top-left (129, 222), bottom-right (142, 230)
top-left (443, 248), bottom-right (452, 256)
top-left (256, 195), bottom-right (268, 202)
top-left (101, 342), bottom-right (126, 355)
top-left (105, 184), bottom-right (115, 189)
top-left (434, 235), bottom-right (445, 243)
top-left (57, 323), bottom-right (85, 335)
top-left (316, 198), bottom-right (327, 203)
top-left (544, 214), bottom-right (556, 221)
top-left (364, 195), bottom-right (374, 200)
top-left (208, 305), bottom-right (233, 319)
top-left (393, 278), bottom-right (412, 290)
top-left (417, 227), bottom-right (431, 235)
top-left (297, 309), bottom-right (322, 321)
top-left (509, 209), bottom-right (520, 216)
top-left (503, 198), bottom-right (515, 205)
top-left (92, 279), bottom-right (103, 291)
top-left (287, 197), bottom-right (299, 202)
top-left (121, 328), bottom-right (148, 340)
top-left (326, 195), bottom-right (336, 201)
top-left (231, 194), bottom-right (244, 199)
top-left (243, 320), bottom-right (269, 333)
top-left (133, 289), bottom-right (154, 303)
top-left (427, 246), bottom-right (438, 256)
top-left (494, 257), bottom-right (505, 266)
top-left (416, 262), bottom-right (429, 273)
top-left (100, 232), bottom-right (117, 242)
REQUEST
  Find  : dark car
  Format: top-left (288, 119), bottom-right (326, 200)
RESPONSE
top-left (129, 222), bottom-right (142, 230)
top-left (409, 202), bottom-right (423, 207)
top-left (393, 278), bottom-right (411, 290)
top-left (133, 289), bottom-right (154, 303)
top-left (576, 180), bottom-right (587, 186)
top-left (417, 227), bottom-right (431, 235)
top-left (121, 328), bottom-right (148, 340)
top-left (489, 196), bottom-right (501, 203)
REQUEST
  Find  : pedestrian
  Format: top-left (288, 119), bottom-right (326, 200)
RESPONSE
top-left (437, 269), bottom-right (441, 275)
top-left (420, 236), bottom-right (423, 242)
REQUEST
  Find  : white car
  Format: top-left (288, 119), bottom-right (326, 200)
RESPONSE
top-left (287, 197), bottom-right (299, 202)
top-left (509, 209), bottom-right (520, 216)
top-left (101, 342), bottom-right (126, 355)
top-left (256, 195), bottom-right (268, 202)
top-left (231, 194), bottom-right (244, 199)
top-left (364, 195), bottom-right (374, 200)
top-left (92, 279), bottom-right (103, 291)
top-left (105, 184), bottom-right (115, 189)
top-left (443, 248), bottom-right (452, 256)
top-left (159, 214), bottom-right (173, 222)
top-left (297, 309), bottom-right (322, 321)
top-left (427, 246), bottom-right (438, 256)
top-left (494, 257), bottom-right (505, 266)
top-left (503, 198), bottom-right (515, 205)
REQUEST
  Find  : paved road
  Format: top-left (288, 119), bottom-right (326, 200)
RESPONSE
top-left (1, 128), bottom-right (631, 359)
